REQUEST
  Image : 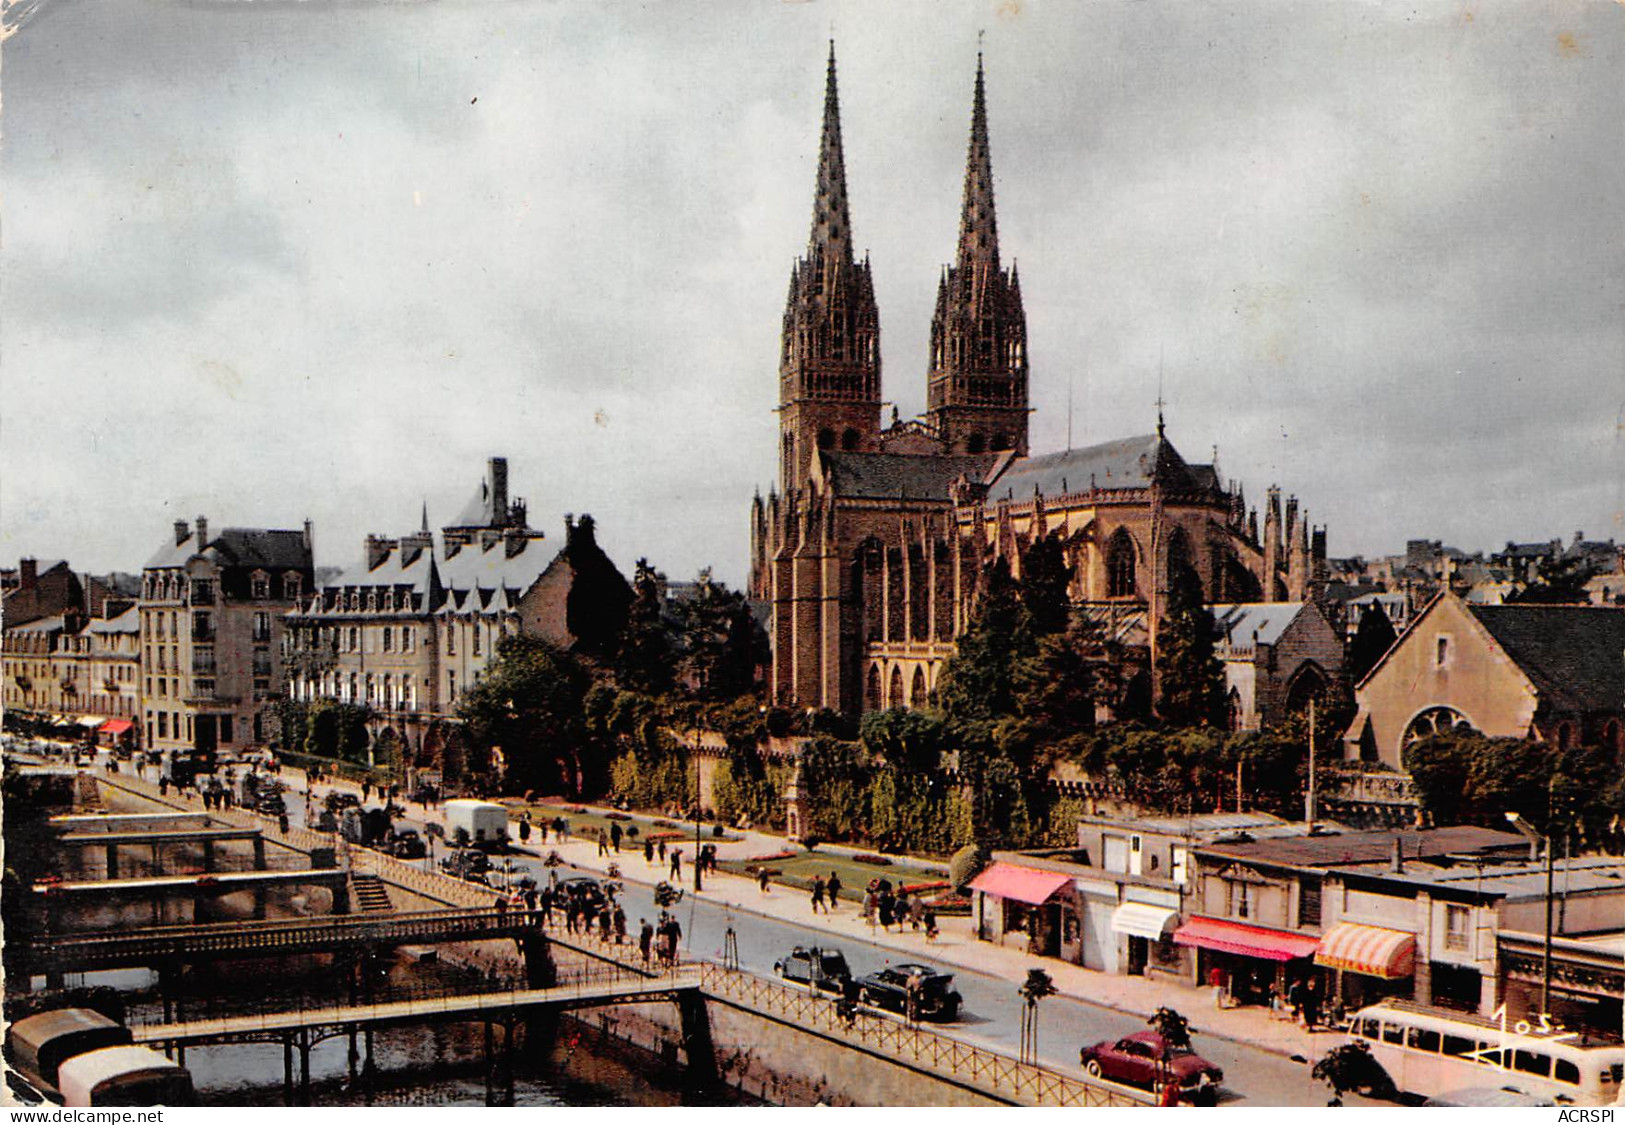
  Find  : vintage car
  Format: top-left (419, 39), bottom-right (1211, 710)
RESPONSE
top-left (853, 963), bottom-right (962, 1021)
top-left (772, 946), bottom-right (852, 994)
top-left (556, 876), bottom-right (610, 912)
top-left (387, 829), bottom-right (426, 859)
top-left (1079, 1031), bottom-right (1224, 1103)
top-left (439, 848), bottom-right (491, 885)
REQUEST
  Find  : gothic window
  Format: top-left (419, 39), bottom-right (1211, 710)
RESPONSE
top-left (888, 665), bottom-right (904, 710)
top-left (967, 433), bottom-right (986, 454)
top-left (1285, 664), bottom-right (1328, 713)
top-left (910, 666), bottom-right (927, 708)
top-left (1107, 529), bottom-right (1138, 598)
top-left (866, 665), bottom-right (882, 712)
top-left (992, 433), bottom-right (1011, 451)
top-left (817, 428), bottom-right (835, 450)
top-left (841, 428), bottom-right (859, 451)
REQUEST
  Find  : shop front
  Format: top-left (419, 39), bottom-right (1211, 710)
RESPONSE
top-left (1173, 916), bottom-right (1322, 1007)
top-left (1113, 901), bottom-right (1182, 977)
top-left (97, 718), bottom-right (136, 754)
top-left (1314, 922), bottom-right (1416, 1011)
top-left (970, 862), bottom-right (1076, 960)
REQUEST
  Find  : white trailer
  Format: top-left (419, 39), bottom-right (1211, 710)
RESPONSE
top-left (443, 799), bottom-right (509, 850)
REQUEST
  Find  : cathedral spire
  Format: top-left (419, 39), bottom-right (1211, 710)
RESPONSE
top-left (956, 52), bottom-right (999, 271)
top-left (808, 41), bottom-right (854, 267)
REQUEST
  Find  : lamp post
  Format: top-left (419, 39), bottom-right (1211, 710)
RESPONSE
top-left (693, 747), bottom-right (704, 894)
top-left (1504, 809), bottom-right (1554, 1015)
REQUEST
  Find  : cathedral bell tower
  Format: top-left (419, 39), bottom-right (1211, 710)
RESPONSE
top-left (778, 44), bottom-right (883, 495)
top-left (925, 56), bottom-right (1029, 457)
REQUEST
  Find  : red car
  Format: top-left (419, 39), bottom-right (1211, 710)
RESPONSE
top-left (1079, 1030), bottom-right (1223, 1103)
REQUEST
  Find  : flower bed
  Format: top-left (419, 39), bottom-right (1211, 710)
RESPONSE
top-left (898, 880), bottom-right (950, 895)
top-left (923, 891), bottom-right (971, 916)
top-left (744, 850), bottom-right (796, 863)
top-left (644, 831), bottom-right (689, 843)
top-left (852, 853), bottom-right (893, 866)
top-left (605, 812), bottom-right (632, 821)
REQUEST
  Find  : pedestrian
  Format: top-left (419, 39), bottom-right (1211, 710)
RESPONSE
top-left (910, 894), bottom-right (926, 932)
top-left (810, 875), bottom-right (827, 914)
top-left (1303, 976), bottom-right (1322, 1031)
top-left (826, 872), bottom-right (842, 910)
top-left (159, 776), bottom-right (169, 796)
top-left (278, 812), bottom-right (290, 835)
top-left (1159, 1076), bottom-right (1181, 1107)
top-left (610, 822), bottom-right (623, 853)
top-left (613, 904), bottom-right (627, 944)
top-left (644, 839), bottom-right (655, 865)
top-left (495, 894), bottom-right (508, 916)
top-left (518, 818), bottom-right (531, 844)
top-left (599, 907), bottom-right (612, 941)
top-left (878, 890), bottom-right (895, 931)
top-left (539, 888), bottom-right (554, 928)
top-left (638, 920), bottom-right (653, 964)
top-left (923, 906), bottom-right (938, 942)
top-left (862, 889), bottom-right (877, 925)
top-left (670, 848), bottom-right (682, 880)
top-left (657, 839), bottom-right (667, 864)
top-left (537, 818), bottom-right (548, 844)
top-left (362, 781), bottom-right (371, 803)
top-left (758, 868), bottom-right (772, 894)
top-left (565, 901), bottom-right (579, 935)
top-left (597, 829), bottom-right (609, 857)
top-left (1287, 978), bottom-right (1305, 1024)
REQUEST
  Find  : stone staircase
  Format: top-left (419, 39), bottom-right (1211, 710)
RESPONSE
top-left (350, 873), bottom-right (394, 913)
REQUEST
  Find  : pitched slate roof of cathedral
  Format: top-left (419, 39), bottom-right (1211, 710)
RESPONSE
top-left (1468, 603), bottom-right (1625, 714)
top-left (986, 433), bottom-right (1214, 501)
top-left (821, 451), bottom-right (1000, 501)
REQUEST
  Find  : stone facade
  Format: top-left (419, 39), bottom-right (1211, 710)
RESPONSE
top-left (1212, 600), bottom-right (1347, 731)
top-left (138, 517), bottom-right (315, 756)
top-left (750, 50), bottom-right (1326, 716)
top-left (284, 457), bottom-right (630, 771)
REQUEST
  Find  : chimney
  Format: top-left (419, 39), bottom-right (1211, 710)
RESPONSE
top-left (489, 457), bottom-right (509, 525)
top-left (365, 535), bottom-right (396, 571)
top-left (564, 513), bottom-right (575, 548)
top-left (195, 516), bottom-right (208, 548)
top-left (175, 519), bottom-right (190, 547)
top-left (1389, 836), bottom-right (1404, 874)
top-left (19, 558), bottom-right (37, 588)
top-left (504, 529), bottom-right (526, 558)
top-left (303, 519), bottom-right (314, 554)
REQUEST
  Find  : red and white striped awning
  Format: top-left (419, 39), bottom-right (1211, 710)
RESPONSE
top-left (1315, 923), bottom-right (1416, 979)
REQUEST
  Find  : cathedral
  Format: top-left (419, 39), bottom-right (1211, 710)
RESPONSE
top-left (749, 47), bottom-right (1326, 716)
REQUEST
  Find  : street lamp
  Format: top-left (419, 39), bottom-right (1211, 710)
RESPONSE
top-left (1504, 810), bottom-right (1554, 1016)
top-left (693, 748), bottom-right (703, 894)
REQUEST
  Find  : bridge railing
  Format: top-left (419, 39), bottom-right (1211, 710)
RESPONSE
top-left (695, 963), bottom-right (1151, 1108)
top-left (130, 960), bottom-right (701, 1033)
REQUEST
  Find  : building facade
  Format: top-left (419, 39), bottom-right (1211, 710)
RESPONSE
top-left (1212, 601), bottom-right (1347, 731)
top-left (749, 50), bottom-right (1327, 716)
top-left (139, 517), bottom-right (315, 756)
top-left (284, 458), bottom-right (630, 771)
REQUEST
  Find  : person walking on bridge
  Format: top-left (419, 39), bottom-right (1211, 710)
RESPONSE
top-left (638, 919), bottom-right (653, 965)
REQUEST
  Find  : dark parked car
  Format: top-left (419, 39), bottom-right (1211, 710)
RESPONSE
top-left (773, 946), bottom-right (851, 994)
top-left (255, 792), bottom-right (286, 816)
top-left (556, 876), bottom-right (609, 913)
top-left (854, 963), bottom-right (962, 1021)
top-left (388, 829), bottom-right (426, 859)
top-left (440, 848), bottom-right (490, 884)
top-left (1078, 1031), bottom-right (1223, 1103)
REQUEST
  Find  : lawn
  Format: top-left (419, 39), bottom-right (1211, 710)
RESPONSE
top-left (715, 849), bottom-right (946, 906)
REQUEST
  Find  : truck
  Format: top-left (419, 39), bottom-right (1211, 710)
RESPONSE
top-left (443, 799), bottom-right (508, 851)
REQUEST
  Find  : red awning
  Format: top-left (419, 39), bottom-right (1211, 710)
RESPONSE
top-left (100, 719), bottom-right (134, 735)
top-left (968, 862), bottom-right (1073, 906)
top-left (1173, 917), bottom-right (1321, 962)
top-left (1315, 923), bottom-right (1416, 979)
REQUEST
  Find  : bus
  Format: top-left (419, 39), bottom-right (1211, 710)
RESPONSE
top-left (1348, 999), bottom-right (1625, 1107)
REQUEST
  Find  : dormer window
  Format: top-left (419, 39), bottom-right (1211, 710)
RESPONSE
top-left (366, 590), bottom-right (377, 613)
top-left (251, 572), bottom-right (270, 600)
top-left (349, 591), bottom-right (361, 611)
top-left (283, 573), bottom-right (302, 600)
top-left (383, 589), bottom-right (395, 612)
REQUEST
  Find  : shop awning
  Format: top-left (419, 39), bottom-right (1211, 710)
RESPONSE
top-left (77, 715), bottom-right (108, 729)
top-left (1173, 917), bottom-right (1321, 962)
top-left (968, 862), bottom-right (1074, 906)
top-left (1315, 923), bottom-right (1416, 979)
top-left (1112, 903), bottom-right (1180, 940)
top-left (100, 719), bottom-right (134, 735)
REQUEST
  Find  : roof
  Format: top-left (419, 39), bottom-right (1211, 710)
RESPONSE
top-left (86, 606), bottom-right (139, 635)
top-left (1196, 826), bottom-right (1526, 870)
top-left (1211, 603), bottom-right (1304, 649)
top-left (146, 528), bottom-right (312, 572)
top-left (987, 433), bottom-right (1214, 500)
top-left (1079, 811), bottom-right (1293, 837)
top-left (55, 1045), bottom-right (184, 1098)
top-left (820, 451), bottom-right (999, 501)
top-left (10, 614), bottom-right (66, 634)
top-left (1338, 856), bottom-right (1625, 902)
top-left (1468, 603), bottom-right (1625, 713)
top-left (448, 479), bottom-right (498, 528)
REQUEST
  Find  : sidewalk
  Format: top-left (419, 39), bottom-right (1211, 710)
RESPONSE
top-left (268, 770), bottom-right (1327, 1062)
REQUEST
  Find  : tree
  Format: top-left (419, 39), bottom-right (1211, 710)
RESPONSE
top-left (1147, 1006), bottom-right (1191, 1051)
top-left (1312, 1041), bottom-right (1395, 1101)
top-left (458, 635), bottom-right (594, 797)
top-left (1347, 604), bottom-right (1399, 683)
top-left (797, 737), bottom-right (870, 842)
top-left (1154, 557), bottom-right (1227, 727)
top-left (936, 559), bottom-right (1032, 721)
top-left (1509, 553), bottom-right (1598, 605)
top-left (1404, 731), bottom-right (1621, 843)
top-left (1019, 533), bottom-right (1073, 638)
top-left (615, 558), bottom-right (675, 696)
top-left (1018, 969), bottom-right (1057, 1063)
top-left (673, 568), bottom-right (766, 700)
top-left (859, 708), bottom-right (945, 773)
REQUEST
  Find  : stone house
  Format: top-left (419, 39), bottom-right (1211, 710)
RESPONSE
top-left (1211, 601), bottom-right (1347, 730)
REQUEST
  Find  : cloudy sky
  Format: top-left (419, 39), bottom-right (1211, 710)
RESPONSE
top-left (3, 0), bottom-right (1621, 587)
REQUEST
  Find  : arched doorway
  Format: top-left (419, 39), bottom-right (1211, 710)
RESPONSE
top-left (1285, 663), bottom-right (1329, 714)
